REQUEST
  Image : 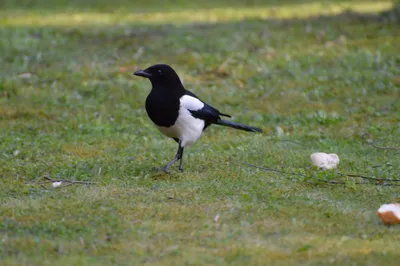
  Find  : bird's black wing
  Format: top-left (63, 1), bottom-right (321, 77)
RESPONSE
top-left (184, 91), bottom-right (231, 124)
top-left (183, 90), bottom-right (262, 133)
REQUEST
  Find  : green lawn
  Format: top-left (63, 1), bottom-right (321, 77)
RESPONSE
top-left (1, 0), bottom-right (400, 265)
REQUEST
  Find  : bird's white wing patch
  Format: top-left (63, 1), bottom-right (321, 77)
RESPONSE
top-left (180, 95), bottom-right (204, 111)
top-left (161, 94), bottom-right (205, 147)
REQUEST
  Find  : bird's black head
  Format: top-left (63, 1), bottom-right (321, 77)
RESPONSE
top-left (134, 64), bottom-right (184, 90)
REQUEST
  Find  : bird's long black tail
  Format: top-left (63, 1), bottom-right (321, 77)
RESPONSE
top-left (215, 119), bottom-right (262, 133)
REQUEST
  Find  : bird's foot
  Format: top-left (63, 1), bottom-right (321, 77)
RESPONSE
top-left (160, 166), bottom-right (171, 173)
top-left (152, 166), bottom-right (171, 174)
top-left (151, 166), bottom-right (183, 173)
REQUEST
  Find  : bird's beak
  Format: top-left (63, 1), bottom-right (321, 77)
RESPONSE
top-left (134, 69), bottom-right (152, 78)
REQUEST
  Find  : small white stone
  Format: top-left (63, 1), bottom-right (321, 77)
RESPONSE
top-left (213, 214), bottom-right (220, 223)
top-left (52, 181), bottom-right (62, 188)
top-left (310, 152), bottom-right (340, 169)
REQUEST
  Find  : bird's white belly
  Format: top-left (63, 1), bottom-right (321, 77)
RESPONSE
top-left (156, 108), bottom-right (205, 147)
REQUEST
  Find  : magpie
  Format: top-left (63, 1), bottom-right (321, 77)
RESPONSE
top-left (134, 64), bottom-right (262, 172)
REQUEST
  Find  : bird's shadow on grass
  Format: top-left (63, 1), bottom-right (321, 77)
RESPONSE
top-left (149, 170), bottom-right (183, 180)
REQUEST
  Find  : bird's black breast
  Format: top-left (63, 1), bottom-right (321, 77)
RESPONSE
top-left (145, 90), bottom-right (180, 127)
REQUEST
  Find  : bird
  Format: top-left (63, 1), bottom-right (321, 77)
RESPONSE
top-left (134, 64), bottom-right (262, 172)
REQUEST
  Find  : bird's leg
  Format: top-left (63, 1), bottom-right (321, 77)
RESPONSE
top-left (178, 147), bottom-right (184, 172)
top-left (161, 156), bottom-right (178, 173)
top-left (160, 142), bottom-right (183, 173)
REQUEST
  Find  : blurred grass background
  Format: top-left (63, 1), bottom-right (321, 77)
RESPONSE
top-left (1, 0), bottom-right (400, 265)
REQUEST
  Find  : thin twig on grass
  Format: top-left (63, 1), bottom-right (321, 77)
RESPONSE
top-left (245, 162), bottom-right (350, 185)
top-left (39, 175), bottom-right (99, 189)
top-left (344, 173), bottom-right (400, 183)
top-left (245, 163), bottom-right (400, 186)
top-left (268, 139), bottom-right (305, 146)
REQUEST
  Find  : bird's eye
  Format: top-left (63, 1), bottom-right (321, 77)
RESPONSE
top-left (158, 69), bottom-right (163, 75)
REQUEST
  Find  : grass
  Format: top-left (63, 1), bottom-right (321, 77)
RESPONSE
top-left (1, 0), bottom-right (400, 265)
